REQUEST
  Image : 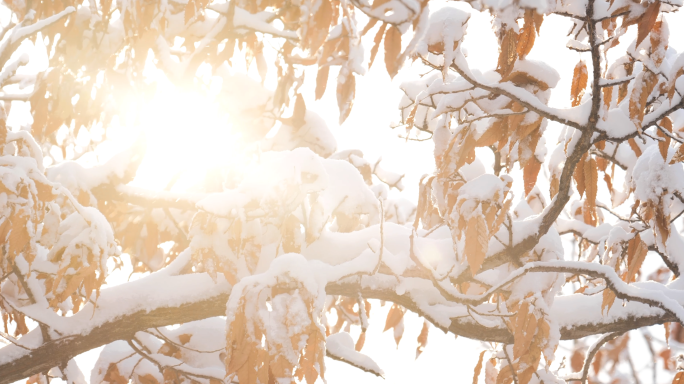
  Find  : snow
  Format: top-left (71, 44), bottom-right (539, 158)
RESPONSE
top-left (5, 7), bottom-right (75, 45)
top-left (417, 5), bottom-right (470, 78)
top-left (630, 145), bottom-right (684, 202)
top-left (264, 110), bottom-right (338, 158)
top-left (596, 107), bottom-right (636, 138)
top-left (206, 3), bottom-right (297, 39)
top-left (509, 59), bottom-right (561, 89)
top-left (458, 173), bottom-right (505, 201)
top-left (326, 332), bottom-right (384, 377)
top-left (46, 142), bottom-right (143, 196)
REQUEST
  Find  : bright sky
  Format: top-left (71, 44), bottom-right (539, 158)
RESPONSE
top-left (9, 1), bottom-right (684, 383)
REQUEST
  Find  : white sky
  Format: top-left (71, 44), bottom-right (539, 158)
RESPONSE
top-left (7, 2), bottom-right (684, 383)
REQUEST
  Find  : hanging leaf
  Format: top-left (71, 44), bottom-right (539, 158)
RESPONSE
top-left (602, 80), bottom-right (614, 119)
top-left (360, 18), bottom-right (379, 36)
top-left (601, 287), bottom-right (617, 314)
top-left (570, 60), bottom-right (588, 107)
top-left (636, 1), bottom-right (661, 49)
top-left (672, 371), bottom-right (684, 384)
top-left (669, 68), bottom-right (684, 101)
top-left (184, 0), bottom-right (196, 24)
top-left (626, 234), bottom-right (648, 283)
top-left (472, 351), bottom-right (486, 384)
top-left (465, 214), bottom-right (488, 274)
top-left (383, 304), bottom-right (404, 332)
top-left (336, 71), bottom-right (356, 124)
top-left (496, 29), bottom-right (518, 77)
top-left (584, 156), bottom-right (598, 213)
top-left (523, 157), bottom-right (542, 196)
top-left (658, 117), bottom-right (672, 161)
top-left (355, 332), bottom-right (366, 351)
top-left (415, 321), bottom-right (429, 359)
top-left (533, 11), bottom-right (544, 35)
top-left (517, 11), bottom-right (536, 59)
top-left (629, 69), bottom-right (659, 132)
top-left (369, 22), bottom-right (388, 69)
top-left (384, 25), bottom-right (402, 78)
top-left (315, 65), bottom-right (330, 100)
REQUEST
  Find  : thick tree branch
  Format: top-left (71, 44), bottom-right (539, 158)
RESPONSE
top-left (2, 261), bottom-right (683, 384)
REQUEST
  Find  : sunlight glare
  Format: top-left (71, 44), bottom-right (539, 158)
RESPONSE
top-left (129, 78), bottom-right (243, 191)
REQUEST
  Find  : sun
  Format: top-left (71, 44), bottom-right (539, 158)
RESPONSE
top-left (124, 75), bottom-right (246, 192)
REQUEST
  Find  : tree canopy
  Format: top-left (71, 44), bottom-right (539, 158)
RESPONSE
top-left (1, 0), bottom-right (684, 382)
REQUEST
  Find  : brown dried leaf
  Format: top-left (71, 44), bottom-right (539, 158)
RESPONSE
top-left (550, 173), bottom-right (559, 199)
top-left (472, 350), bottom-right (486, 384)
top-left (103, 364), bottom-right (128, 384)
top-left (371, 0), bottom-right (392, 10)
top-left (416, 320), bottom-right (429, 359)
top-left (618, 60), bottom-right (635, 104)
top-left (138, 374), bottom-right (160, 384)
top-left (650, 18), bottom-right (668, 68)
top-left (360, 18), bottom-right (379, 36)
top-left (336, 71), bottom-right (355, 124)
top-left (533, 11), bottom-right (544, 35)
top-left (517, 11), bottom-right (536, 59)
top-left (465, 214), bottom-right (488, 275)
top-left (369, 22), bottom-right (388, 69)
top-left (629, 69), bottom-right (659, 131)
top-left (384, 25), bottom-right (402, 78)
top-left (184, 0), bottom-right (196, 24)
top-left (626, 234), bottom-right (648, 283)
top-left (523, 157), bottom-right (542, 196)
top-left (492, 198), bottom-right (512, 234)
top-left (383, 304), bottom-right (404, 332)
top-left (496, 29), bottom-right (518, 78)
top-left (659, 117), bottom-right (672, 161)
top-left (178, 333), bottom-right (192, 345)
top-left (673, 371), bottom-right (684, 384)
top-left (628, 138), bottom-right (643, 156)
top-left (292, 94), bottom-right (307, 128)
top-left (602, 81), bottom-right (614, 120)
top-left (355, 331), bottom-right (366, 351)
top-left (669, 68), bottom-right (684, 100)
top-left (570, 60), bottom-right (588, 107)
top-left (636, 1), bottom-right (661, 49)
top-left (584, 156), bottom-right (598, 210)
top-left (570, 349), bottom-right (584, 372)
top-left (512, 302), bottom-right (537, 360)
top-left (666, 322), bottom-right (671, 345)
top-left (315, 65), bottom-right (330, 100)
top-left (601, 288), bottom-right (617, 315)
top-left (496, 363), bottom-right (515, 384)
